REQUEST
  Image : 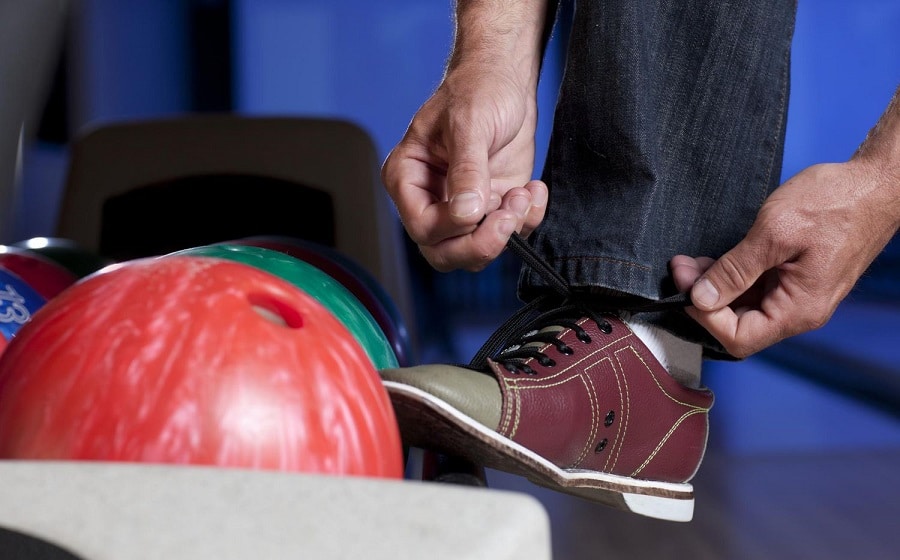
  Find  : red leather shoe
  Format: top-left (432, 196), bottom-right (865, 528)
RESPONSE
top-left (382, 309), bottom-right (713, 522)
top-left (382, 235), bottom-right (713, 521)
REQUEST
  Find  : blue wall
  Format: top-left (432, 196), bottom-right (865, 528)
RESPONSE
top-left (782, 0), bottom-right (900, 178)
top-left (69, 0), bottom-right (190, 127)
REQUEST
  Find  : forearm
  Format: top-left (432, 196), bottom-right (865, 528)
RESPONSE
top-left (448, 0), bottom-right (558, 91)
top-left (852, 84), bottom-right (900, 229)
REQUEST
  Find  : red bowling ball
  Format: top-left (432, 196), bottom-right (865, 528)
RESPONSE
top-left (0, 256), bottom-right (403, 478)
top-left (0, 246), bottom-right (78, 300)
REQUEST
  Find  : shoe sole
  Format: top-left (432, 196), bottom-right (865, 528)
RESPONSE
top-left (385, 380), bottom-right (695, 522)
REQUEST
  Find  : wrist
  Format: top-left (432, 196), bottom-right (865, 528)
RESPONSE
top-left (448, 0), bottom-right (551, 93)
top-left (848, 89), bottom-right (900, 232)
top-left (851, 86), bottom-right (900, 227)
top-left (846, 157), bottom-right (900, 233)
top-left (852, 131), bottom-right (900, 189)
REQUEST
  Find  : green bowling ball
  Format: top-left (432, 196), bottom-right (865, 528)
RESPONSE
top-left (167, 244), bottom-right (399, 370)
top-left (234, 236), bottom-right (414, 366)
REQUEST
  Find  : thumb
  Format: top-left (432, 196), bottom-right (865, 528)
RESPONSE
top-left (691, 230), bottom-right (782, 311)
top-left (446, 133), bottom-right (491, 225)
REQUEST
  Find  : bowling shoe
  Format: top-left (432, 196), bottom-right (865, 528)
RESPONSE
top-left (380, 235), bottom-right (714, 522)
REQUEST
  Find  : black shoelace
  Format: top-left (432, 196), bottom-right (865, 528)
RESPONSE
top-left (467, 233), bottom-right (690, 374)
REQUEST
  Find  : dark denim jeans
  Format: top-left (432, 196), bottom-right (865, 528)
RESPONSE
top-left (520, 0), bottom-right (798, 358)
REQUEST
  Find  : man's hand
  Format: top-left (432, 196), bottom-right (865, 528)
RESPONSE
top-left (381, 0), bottom-right (554, 272)
top-left (381, 68), bottom-right (547, 272)
top-left (672, 161), bottom-right (899, 358)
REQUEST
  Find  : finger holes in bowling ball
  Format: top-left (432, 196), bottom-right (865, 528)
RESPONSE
top-left (247, 293), bottom-right (303, 329)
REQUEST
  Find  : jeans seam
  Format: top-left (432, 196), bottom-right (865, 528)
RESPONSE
top-left (758, 8), bottom-right (796, 208)
top-left (548, 256), bottom-right (652, 272)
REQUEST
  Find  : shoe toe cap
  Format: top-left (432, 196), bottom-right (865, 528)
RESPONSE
top-left (380, 365), bottom-right (502, 430)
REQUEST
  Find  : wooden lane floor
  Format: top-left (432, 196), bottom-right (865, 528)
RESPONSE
top-left (487, 446), bottom-right (900, 559)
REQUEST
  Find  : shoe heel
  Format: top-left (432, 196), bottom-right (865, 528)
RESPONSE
top-left (622, 492), bottom-right (694, 522)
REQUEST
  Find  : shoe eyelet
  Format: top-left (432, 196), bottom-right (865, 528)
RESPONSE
top-left (559, 344), bottom-right (574, 355)
top-left (604, 410), bottom-right (615, 427)
top-left (522, 365), bottom-right (536, 375)
top-left (577, 332), bottom-right (592, 344)
top-left (594, 438), bottom-right (608, 453)
top-left (539, 357), bottom-right (556, 367)
top-left (599, 321), bottom-right (613, 334)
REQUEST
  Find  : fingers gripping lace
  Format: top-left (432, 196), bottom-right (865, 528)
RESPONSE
top-left (468, 233), bottom-right (691, 373)
top-left (506, 233), bottom-right (569, 298)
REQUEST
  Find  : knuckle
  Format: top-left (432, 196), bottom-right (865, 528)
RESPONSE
top-left (422, 248), bottom-right (453, 273)
top-left (726, 335), bottom-right (768, 359)
top-left (380, 152), bottom-right (394, 185)
top-left (715, 254), bottom-right (755, 290)
top-left (728, 344), bottom-right (753, 360)
top-left (786, 299), bottom-right (834, 336)
top-left (448, 107), bottom-right (480, 133)
top-left (766, 232), bottom-right (794, 258)
top-left (456, 242), bottom-right (500, 273)
top-left (448, 159), bottom-right (483, 182)
top-left (759, 209), bottom-right (806, 255)
top-left (402, 221), bottom-right (431, 246)
top-left (799, 309), bottom-right (831, 332)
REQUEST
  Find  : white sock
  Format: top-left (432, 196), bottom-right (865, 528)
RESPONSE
top-left (623, 317), bottom-right (702, 388)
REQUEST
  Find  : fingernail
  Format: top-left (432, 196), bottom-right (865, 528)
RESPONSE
top-left (509, 195), bottom-right (530, 217)
top-left (532, 186), bottom-right (547, 208)
top-left (693, 278), bottom-right (719, 308)
top-left (498, 219), bottom-right (516, 237)
top-left (450, 192), bottom-right (482, 218)
top-left (488, 191), bottom-right (501, 211)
